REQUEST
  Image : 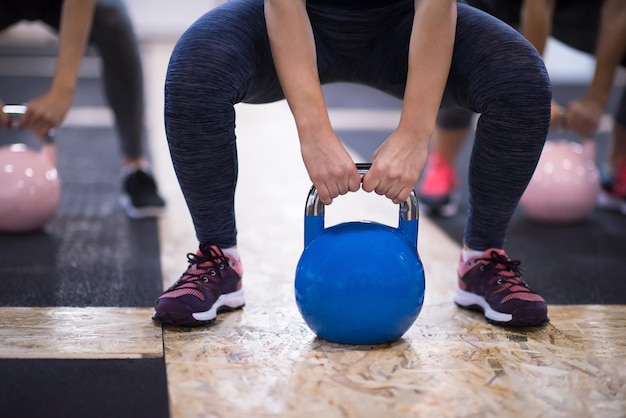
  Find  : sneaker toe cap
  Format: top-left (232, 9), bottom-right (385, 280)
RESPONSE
top-left (153, 295), bottom-right (214, 326)
top-left (508, 303), bottom-right (549, 327)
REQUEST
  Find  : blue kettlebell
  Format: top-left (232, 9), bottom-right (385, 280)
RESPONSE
top-left (295, 164), bottom-right (426, 345)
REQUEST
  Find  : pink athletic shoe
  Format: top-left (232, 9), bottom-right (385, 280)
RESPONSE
top-left (418, 151), bottom-right (460, 217)
top-left (153, 245), bottom-right (244, 326)
top-left (455, 248), bottom-right (549, 327)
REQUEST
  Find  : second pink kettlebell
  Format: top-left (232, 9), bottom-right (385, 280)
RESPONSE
top-left (520, 138), bottom-right (600, 223)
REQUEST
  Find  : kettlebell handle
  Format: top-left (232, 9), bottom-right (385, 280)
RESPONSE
top-left (304, 163), bottom-right (419, 247)
top-left (2, 104), bottom-right (55, 144)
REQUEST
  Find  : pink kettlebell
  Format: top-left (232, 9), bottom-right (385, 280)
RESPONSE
top-left (0, 105), bottom-right (61, 233)
top-left (519, 138), bottom-right (600, 223)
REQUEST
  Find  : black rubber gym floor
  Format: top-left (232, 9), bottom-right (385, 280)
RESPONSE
top-left (0, 124), bottom-right (163, 307)
top-left (0, 358), bottom-right (169, 418)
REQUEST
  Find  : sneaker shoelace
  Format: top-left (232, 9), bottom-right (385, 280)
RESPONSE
top-left (477, 251), bottom-right (529, 293)
top-left (167, 246), bottom-right (229, 293)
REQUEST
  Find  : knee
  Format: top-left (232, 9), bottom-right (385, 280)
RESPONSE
top-left (481, 44), bottom-right (552, 129)
top-left (164, 38), bottom-right (239, 135)
top-left (508, 50), bottom-right (551, 114)
top-left (165, 39), bottom-right (235, 104)
top-left (166, 28), bottom-right (259, 108)
top-left (458, 7), bottom-right (552, 119)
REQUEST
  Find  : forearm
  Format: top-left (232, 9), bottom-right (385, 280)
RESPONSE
top-left (50, 0), bottom-right (96, 95)
top-left (264, 0), bottom-right (331, 138)
top-left (398, 0), bottom-right (456, 142)
top-left (519, 0), bottom-right (555, 55)
top-left (587, 0), bottom-right (626, 107)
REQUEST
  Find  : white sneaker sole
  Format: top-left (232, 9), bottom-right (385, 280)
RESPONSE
top-left (454, 287), bottom-right (513, 324)
top-left (192, 289), bottom-right (246, 321)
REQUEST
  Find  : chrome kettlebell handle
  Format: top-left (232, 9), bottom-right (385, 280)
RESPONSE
top-left (304, 163), bottom-right (419, 247)
top-left (2, 104), bottom-right (55, 144)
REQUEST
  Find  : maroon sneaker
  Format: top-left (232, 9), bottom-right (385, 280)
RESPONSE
top-left (454, 248), bottom-right (548, 327)
top-left (153, 245), bottom-right (244, 326)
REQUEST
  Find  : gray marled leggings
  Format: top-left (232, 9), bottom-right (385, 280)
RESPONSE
top-left (164, 0), bottom-right (551, 250)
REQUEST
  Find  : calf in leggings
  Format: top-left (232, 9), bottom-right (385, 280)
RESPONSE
top-left (153, 0), bottom-right (551, 328)
top-left (0, 0), bottom-right (165, 219)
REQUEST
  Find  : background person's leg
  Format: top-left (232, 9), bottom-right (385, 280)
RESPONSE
top-left (88, 0), bottom-right (166, 218)
top-left (40, 0), bottom-right (166, 218)
top-left (89, 0), bottom-right (145, 162)
top-left (40, 0), bottom-right (146, 162)
top-left (419, 108), bottom-right (474, 217)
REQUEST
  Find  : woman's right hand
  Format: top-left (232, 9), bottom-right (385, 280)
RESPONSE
top-left (299, 128), bottom-right (361, 206)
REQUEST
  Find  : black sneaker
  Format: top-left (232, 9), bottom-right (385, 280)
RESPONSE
top-left (120, 169), bottom-right (166, 219)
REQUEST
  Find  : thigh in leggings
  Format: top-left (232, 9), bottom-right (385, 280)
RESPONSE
top-left (165, 0), bottom-right (283, 247)
top-left (165, 0), bottom-right (550, 250)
